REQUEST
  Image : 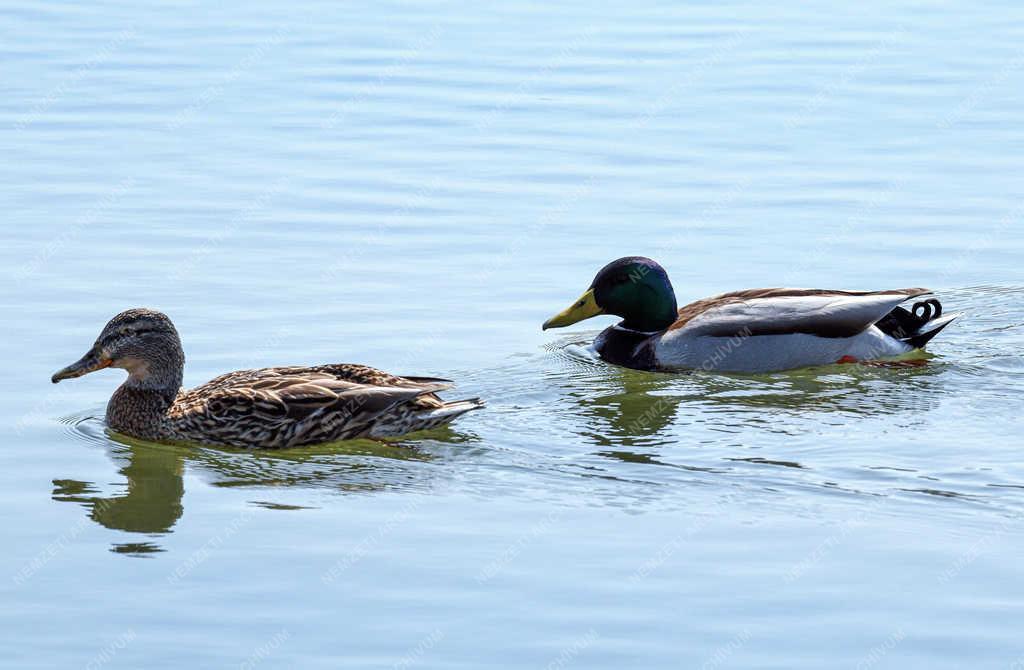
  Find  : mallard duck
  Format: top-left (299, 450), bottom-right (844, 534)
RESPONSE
top-left (52, 308), bottom-right (483, 448)
top-left (542, 257), bottom-right (960, 373)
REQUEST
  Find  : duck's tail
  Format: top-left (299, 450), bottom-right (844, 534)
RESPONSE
top-left (404, 397), bottom-right (485, 435)
top-left (875, 297), bottom-right (961, 349)
top-left (419, 398), bottom-right (486, 425)
top-left (368, 396), bottom-right (485, 438)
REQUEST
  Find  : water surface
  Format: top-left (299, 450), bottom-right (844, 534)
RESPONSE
top-left (2, 1), bottom-right (1024, 667)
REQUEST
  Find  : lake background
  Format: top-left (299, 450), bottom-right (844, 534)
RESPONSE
top-left (2, 1), bottom-right (1023, 667)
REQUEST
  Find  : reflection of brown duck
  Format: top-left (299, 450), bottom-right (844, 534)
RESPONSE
top-left (53, 441), bottom-right (184, 535)
top-left (52, 426), bottom-right (453, 554)
top-left (186, 436), bottom-right (437, 493)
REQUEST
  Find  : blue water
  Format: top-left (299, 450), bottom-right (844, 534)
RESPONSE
top-left (2, 1), bottom-right (1024, 667)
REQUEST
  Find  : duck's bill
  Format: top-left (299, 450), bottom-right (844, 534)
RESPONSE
top-left (51, 348), bottom-right (112, 383)
top-left (542, 288), bottom-right (605, 330)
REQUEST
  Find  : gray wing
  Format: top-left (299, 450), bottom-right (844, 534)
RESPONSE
top-left (673, 288), bottom-right (932, 338)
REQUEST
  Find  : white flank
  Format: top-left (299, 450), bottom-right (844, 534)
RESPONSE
top-left (655, 326), bottom-right (914, 373)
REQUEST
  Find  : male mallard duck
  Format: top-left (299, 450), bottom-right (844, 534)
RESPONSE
top-left (543, 257), bottom-right (960, 373)
top-left (52, 308), bottom-right (483, 448)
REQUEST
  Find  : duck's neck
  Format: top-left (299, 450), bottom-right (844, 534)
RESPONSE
top-left (106, 359), bottom-right (183, 440)
top-left (619, 308), bottom-right (677, 333)
top-left (614, 284), bottom-right (679, 333)
top-left (595, 325), bottom-right (659, 370)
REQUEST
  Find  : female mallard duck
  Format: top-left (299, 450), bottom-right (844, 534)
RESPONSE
top-left (543, 257), bottom-right (960, 373)
top-left (52, 308), bottom-right (483, 448)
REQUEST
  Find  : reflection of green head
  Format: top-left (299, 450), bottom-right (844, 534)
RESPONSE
top-left (544, 257), bottom-right (679, 332)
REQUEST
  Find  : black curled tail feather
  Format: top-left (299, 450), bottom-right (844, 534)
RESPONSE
top-left (876, 298), bottom-right (959, 349)
top-left (912, 298), bottom-right (942, 322)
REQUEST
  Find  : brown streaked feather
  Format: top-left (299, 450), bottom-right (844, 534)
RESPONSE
top-left (668, 287), bottom-right (932, 337)
top-left (164, 364), bottom-right (475, 448)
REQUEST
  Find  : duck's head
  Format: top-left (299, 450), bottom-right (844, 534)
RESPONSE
top-left (543, 256), bottom-right (679, 333)
top-left (52, 308), bottom-right (184, 390)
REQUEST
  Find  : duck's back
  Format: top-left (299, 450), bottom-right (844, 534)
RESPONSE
top-left (168, 364), bottom-right (479, 448)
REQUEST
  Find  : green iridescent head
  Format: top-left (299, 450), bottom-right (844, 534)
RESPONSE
top-left (543, 257), bottom-right (679, 333)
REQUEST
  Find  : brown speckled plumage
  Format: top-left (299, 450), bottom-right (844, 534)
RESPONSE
top-left (52, 309), bottom-right (483, 448)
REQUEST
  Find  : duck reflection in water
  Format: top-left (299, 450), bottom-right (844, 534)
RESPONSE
top-left (54, 442), bottom-right (184, 532)
top-left (53, 440), bottom-right (185, 555)
top-left (553, 338), bottom-right (946, 469)
top-left (52, 423), bottom-right (463, 555)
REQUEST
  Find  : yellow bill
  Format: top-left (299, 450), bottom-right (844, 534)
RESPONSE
top-left (542, 288), bottom-right (605, 330)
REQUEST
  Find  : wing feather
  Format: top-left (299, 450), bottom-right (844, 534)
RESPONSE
top-left (671, 288), bottom-right (932, 338)
top-left (171, 364), bottom-right (447, 447)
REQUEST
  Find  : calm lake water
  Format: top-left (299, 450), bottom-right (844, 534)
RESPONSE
top-left (2, 1), bottom-right (1023, 667)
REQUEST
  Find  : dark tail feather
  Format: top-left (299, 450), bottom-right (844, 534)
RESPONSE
top-left (875, 298), bottom-right (960, 349)
top-left (905, 313), bottom-right (959, 348)
top-left (400, 375), bottom-right (454, 384)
